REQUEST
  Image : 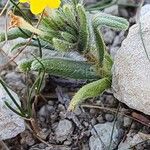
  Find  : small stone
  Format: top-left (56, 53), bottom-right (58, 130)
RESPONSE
top-left (116, 116), bottom-right (124, 129)
top-left (57, 104), bottom-right (65, 111)
top-left (118, 7), bottom-right (129, 18)
top-left (103, 94), bottom-right (117, 107)
top-left (74, 106), bottom-right (82, 115)
top-left (55, 119), bottom-right (74, 142)
top-left (123, 117), bottom-right (132, 127)
top-left (90, 108), bottom-right (97, 115)
top-left (38, 105), bottom-right (47, 117)
top-left (21, 130), bottom-right (35, 146)
top-left (0, 84), bottom-right (25, 140)
top-left (104, 5), bottom-right (118, 16)
top-left (116, 128), bottom-right (125, 141)
top-left (96, 115), bottom-right (105, 124)
top-left (64, 140), bottom-right (72, 146)
top-left (110, 46), bottom-right (120, 59)
top-left (103, 29), bottom-right (116, 44)
top-left (59, 111), bottom-right (66, 119)
top-left (83, 121), bottom-right (89, 127)
top-left (89, 123), bottom-right (118, 150)
top-left (48, 100), bottom-right (54, 106)
top-left (113, 31), bottom-right (125, 47)
top-left (91, 118), bottom-right (97, 126)
top-left (105, 113), bottom-right (114, 122)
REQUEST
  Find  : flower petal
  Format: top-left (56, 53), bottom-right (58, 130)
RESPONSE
top-left (19, 0), bottom-right (28, 2)
top-left (47, 0), bottom-right (61, 9)
top-left (30, 0), bottom-right (47, 14)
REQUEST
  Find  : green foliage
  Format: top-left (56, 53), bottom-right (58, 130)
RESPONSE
top-left (86, 0), bottom-right (118, 11)
top-left (68, 77), bottom-right (111, 111)
top-left (0, 28), bottom-right (31, 42)
top-left (0, 0), bottom-right (129, 111)
top-left (19, 58), bottom-right (99, 80)
top-left (76, 4), bottom-right (89, 52)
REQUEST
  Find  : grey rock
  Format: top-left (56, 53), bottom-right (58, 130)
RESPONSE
top-left (104, 5), bottom-right (118, 16)
top-left (123, 117), bottom-right (132, 127)
top-left (145, 0), bottom-right (150, 4)
top-left (38, 104), bottom-right (55, 118)
top-left (103, 29), bottom-right (116, 44)
top-left (96, 115), bottom-right (105, 124)
top-left (5, 72), bottom-right (26, 94)
top-left (0, 50), bottom-right (9, 68)
top-left (110, 46), bottom-right (120, 58)
top-left (91, 118), bottom-right (97, 126)
top-left (0, 84), bottom-right (25, 140)
top-left (118, 131), bottom-right (148, 150)
top-left (116, 116), bottom-right (124, 129)
top-left (140, 4), bottom-right (150, 18)
top-left (105, 113), bottom-right (114, 122)
top-left (38, 105), bottom-right (47, 117)
top-left (89, 123), bottom-right (118, 150)
top-left (112, 6), bottom-right (150, 115)
top-left (112, 31), bottom-right (125, 47)
top-left (55, 119), bottom-right (74, 142)
top-left (21, 130), bottom-right (35, 146)
top-left (118, 7), bottom-right (129, 18)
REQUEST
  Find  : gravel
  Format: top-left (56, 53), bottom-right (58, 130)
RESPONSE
top-left (1, 1), bottom-right (149, 149)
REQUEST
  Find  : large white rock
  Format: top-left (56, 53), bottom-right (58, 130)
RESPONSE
top-left (112, 5), bottom-right (150, 115)
top-left (0, 84), bottom-right (25, 140)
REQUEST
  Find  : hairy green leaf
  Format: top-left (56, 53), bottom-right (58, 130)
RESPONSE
top-left (53, 38), bottom-right (77, 51)
top-left (0, 28), bottom-right (31, 42)
top-left (76, 4), bottom-right (89, 52)
top-left (68, 77), bottom-right (111, 111)
top-left (30, 58), bottom-right (99, 79)
top-left (93, 12), bottom-right (129, 30)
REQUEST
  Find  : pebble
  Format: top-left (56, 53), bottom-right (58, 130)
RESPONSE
top-left (55, 119), bottom-right (74, 142)
top-left (96, 115), bottom-right (105, 124)
top-left (123, 117), bottom-right (132, 127)
top-left (89, 123), bottom-right (119, 150)
top-left (105, 113), bottom-right (115, 122)
top-left (91, 118), bottom-right (97, 126)
top-left (57, 104), bottom-right (65, 112)
top-left (21, 130), bottom-right (35, 146)
top-left (104, 5), bottom-right (119, 16)
top-left (110, 46), bottom-right (120, 58)
top-left (118, 7), bottom-right (129, 18)
top-left (103, 29), bottom-right (116, 44)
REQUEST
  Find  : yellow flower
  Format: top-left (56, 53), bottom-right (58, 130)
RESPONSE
top-left (19, 0), bottom-right (61, 15)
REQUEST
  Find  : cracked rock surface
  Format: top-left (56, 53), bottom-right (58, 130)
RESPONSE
top-left (112, 5), bottom-right (150, 115)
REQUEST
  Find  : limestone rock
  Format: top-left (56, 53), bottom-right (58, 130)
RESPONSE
top-left (112, 5), bottom-right (150, 115)
top-left (0, 84), bottom-right (25, 140)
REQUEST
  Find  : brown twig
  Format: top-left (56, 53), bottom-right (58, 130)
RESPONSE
top-left (81, 104), bottom-right (150, 127)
